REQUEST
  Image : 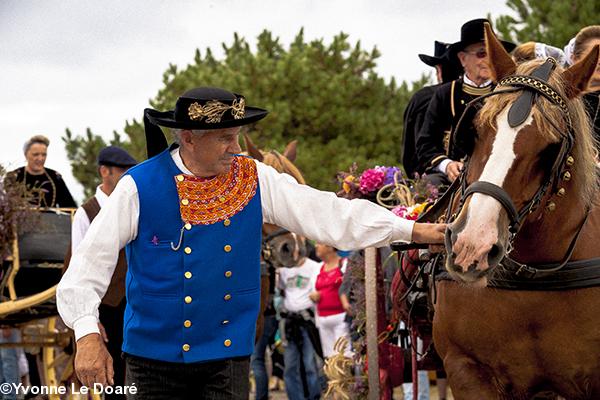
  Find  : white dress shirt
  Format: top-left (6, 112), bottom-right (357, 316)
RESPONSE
top-left (57, 149), bottom-right (415, 341)
top-left (71, 185), bottom-right (109, 252)
top-left (463, 75), bottom-right (492, 88)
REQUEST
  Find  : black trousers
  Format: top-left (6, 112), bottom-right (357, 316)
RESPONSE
top-left (99, 300), bottom-right (127, 400)
top-left (124, 353), bottom-right (250, 400)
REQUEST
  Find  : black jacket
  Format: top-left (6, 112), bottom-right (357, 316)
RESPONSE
top-left (415, 78), bottom-right (492, 173)
top-left (402, 84), bottom-right (439, 177)
top-left (10, 167), bottom-right (77, 208)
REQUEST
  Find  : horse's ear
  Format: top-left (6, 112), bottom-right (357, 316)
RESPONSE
top-left (562, 44), bottom-right (599, 99)
top-left (243, 133), bottom-right (264, 162)
top-left (282, 140), bottom-right (298, 162)
top-left (484, 22), bottom-right (516, 82)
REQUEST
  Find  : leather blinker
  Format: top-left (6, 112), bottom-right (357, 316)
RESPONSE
top-left (507, 58), bottom-right (557, 128)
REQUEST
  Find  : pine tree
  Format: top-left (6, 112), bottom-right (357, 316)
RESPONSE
top-left (62, 128), bottom-right (134, 199)
top-left (494, 0), bottom-right (598, 47)
top-left (63, 29), bottom-right (428, 193)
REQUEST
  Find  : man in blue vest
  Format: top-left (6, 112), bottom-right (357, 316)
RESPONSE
top-left (57, 87), bottom-right (445, 399)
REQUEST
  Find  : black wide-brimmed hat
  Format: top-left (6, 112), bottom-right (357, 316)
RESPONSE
top-left (144, 87), bottom-right (268, 158)
top-left (448, 18), bottom-right (516, 55)
top-left (418, 41), bottom-right (452, 67)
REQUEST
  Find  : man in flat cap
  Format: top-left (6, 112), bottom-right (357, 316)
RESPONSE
top-left (58, 87), bottom-right (445, 399)
top-left (69, 145), bottom-right (137, 399)
top-left (401, 40), bottom-right (461, 178)
top-left (415, 19), bottom-right (516, 185)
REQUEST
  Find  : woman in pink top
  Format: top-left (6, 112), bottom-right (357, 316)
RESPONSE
top-left (309, 244), bottom-right (353, 358)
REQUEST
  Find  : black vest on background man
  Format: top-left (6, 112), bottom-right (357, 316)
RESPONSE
top-left (415, 78), bottom-right (493, 173)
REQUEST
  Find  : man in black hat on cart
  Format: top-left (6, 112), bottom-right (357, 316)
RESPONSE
top-left (401, 40), bottom-right (461, 178)
top-left (58, 87), bottom-right (446, 399)
top-left (68, 146), bottom-right (137, 399)
top-left (415, 18), bottom-right (516, 184)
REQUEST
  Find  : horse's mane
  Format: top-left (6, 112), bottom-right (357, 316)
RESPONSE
top-left (476, 59), bottom-right (598, 206)
top-left (242, 147), bottom-right (306, 185)
top-left (261, 151), bottom-right (306, 184)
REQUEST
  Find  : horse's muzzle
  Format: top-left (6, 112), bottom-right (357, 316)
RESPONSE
top-left (444, 222), bottom-right (506, 283)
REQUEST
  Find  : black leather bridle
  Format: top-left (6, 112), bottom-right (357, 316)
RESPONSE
top-left (447, 58), bottom-right (590, 278)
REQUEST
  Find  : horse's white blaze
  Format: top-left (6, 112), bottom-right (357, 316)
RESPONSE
top-left (468, 109), bottom-right (531, 224)
top-left (454, 108), bottom-right (533, 268)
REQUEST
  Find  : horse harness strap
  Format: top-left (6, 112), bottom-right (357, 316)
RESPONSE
top-left (499, 208), bottom-right (591, 279)
top-left (436, 203), bottom-right (600, 290)
top-left (490, 216), bottom-right (600, 289)
top-left (462, 182), bottom-right (520, 233)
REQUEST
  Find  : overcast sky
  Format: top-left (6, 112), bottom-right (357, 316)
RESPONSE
top-left (0, 0), bottom-right (513, 202)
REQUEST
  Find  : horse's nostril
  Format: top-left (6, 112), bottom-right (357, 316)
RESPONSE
top-left (489, 245), bottom-right (499, 259)
top-left (487, 243), bottom-right (505, 266)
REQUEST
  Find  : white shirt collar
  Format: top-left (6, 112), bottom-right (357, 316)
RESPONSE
top-left (463, 75), bottom-right (492, 88)
top-left (171, 147), bottom-right (301, 184)
top-left (171, 148), bottom-right (194, 175)
top-left (94, 185), bottom-right (110, 208)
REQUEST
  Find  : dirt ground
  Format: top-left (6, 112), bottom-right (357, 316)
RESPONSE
top-left (255, 383), bottom-right (453, 399)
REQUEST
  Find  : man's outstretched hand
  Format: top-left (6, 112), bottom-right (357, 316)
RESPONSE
top-left (411, 223), bottom-right (446, 244)
top-left (75, 333), bottom-right (114, 388)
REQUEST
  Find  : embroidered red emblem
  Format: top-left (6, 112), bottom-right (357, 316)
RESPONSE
top-left (174, 156), bottom-right (258, 225)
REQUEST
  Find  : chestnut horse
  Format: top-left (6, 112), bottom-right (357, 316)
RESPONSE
top-left (243, 134), bottom-right (307, 340)
top-left (435, 24), bottom-right (600, 399)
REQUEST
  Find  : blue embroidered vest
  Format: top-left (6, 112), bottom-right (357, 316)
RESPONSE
top-left (123, 148), bottom-right (262, 363)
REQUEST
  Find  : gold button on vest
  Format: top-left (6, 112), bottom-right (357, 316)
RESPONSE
top-left (184, 271), bottom-right (192, 279)
top-left (224, 294), bottom-right (231, 301)
top-left (225, 271), bottom-right (232, 278)
top-left (224, 245), bottom-right (232, 252)
top-left (224, 339), bottom-right (232, 347)
top-left (182, 344), bottom-right (190, 352)
top-left (184, 223), bottom-right (192, 230)
top-left (176, 175), bottom-right (184, 182)
top-left (219, 196), bottom-right (226, 203)
top-left (184, 247), bottom-right (192, 254)
top-left (185, 296), bottom-right (192, 304)
top-left (184, 320), bottom-right (192, 328)
top-left (223, 219), bottom-right (231, 227)
top-left (181, 199), bottom-right (189, 206)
